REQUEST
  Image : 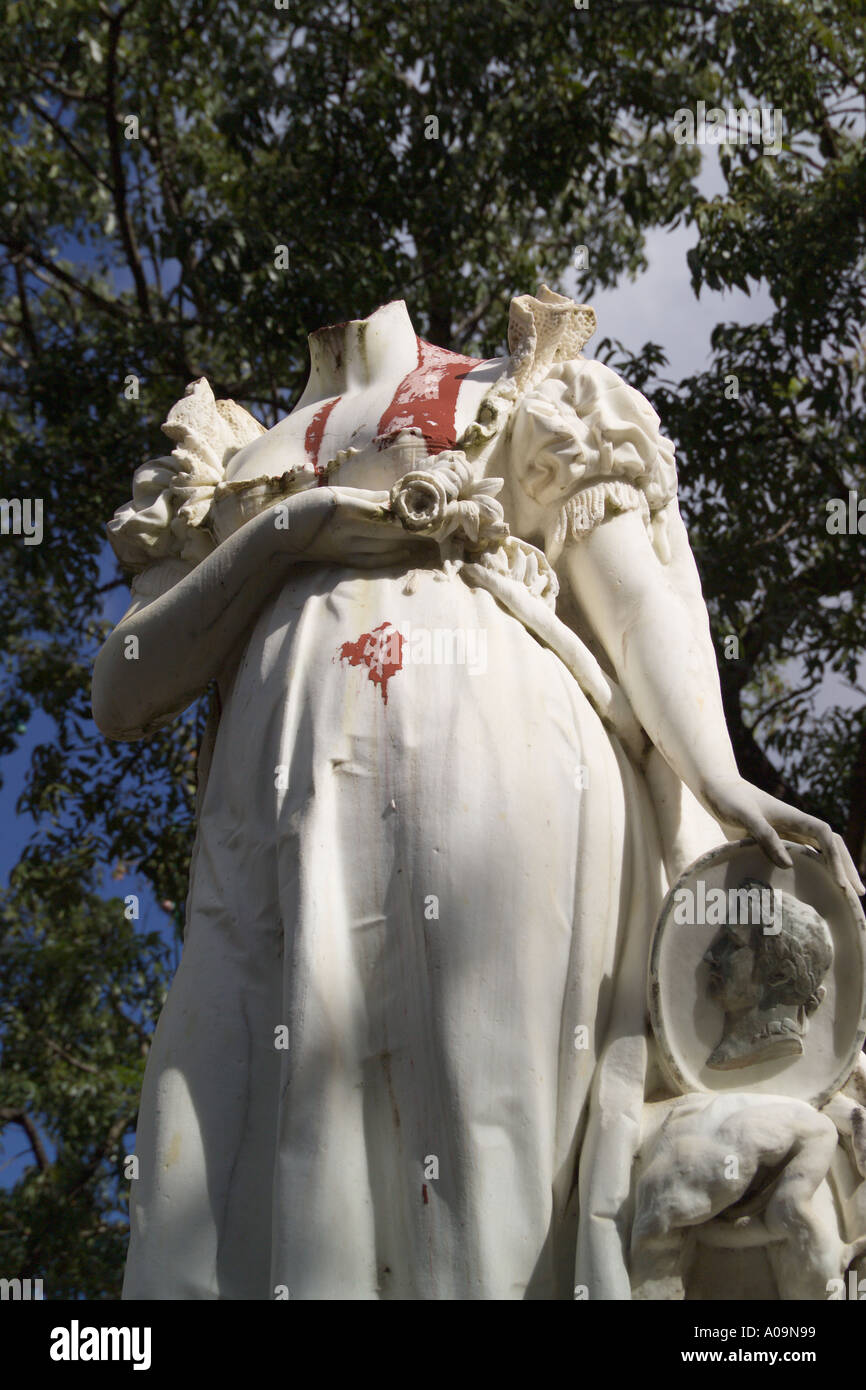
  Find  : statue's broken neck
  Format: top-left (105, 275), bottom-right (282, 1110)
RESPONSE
top-left (296, 300), bottom-right (419, 409)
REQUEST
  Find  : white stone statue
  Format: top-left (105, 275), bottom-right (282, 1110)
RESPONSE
top-left (92, 287), bottom-right (865, 1300)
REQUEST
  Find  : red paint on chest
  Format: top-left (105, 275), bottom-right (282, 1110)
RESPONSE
top-left (305, 396), bottom-right (341, 483)
top-left (339, 622), bottom-right (404, 705)
top-left (376, 337), bottom-right (485, 455)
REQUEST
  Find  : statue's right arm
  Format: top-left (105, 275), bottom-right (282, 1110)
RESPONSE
top-left (92, 488), bottom-right (414, 741)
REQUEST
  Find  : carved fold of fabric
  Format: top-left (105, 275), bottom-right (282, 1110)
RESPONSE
top-left (509, 357), bottom-right (678, 564)
top-left (107, 378), bottom-right (265, 572)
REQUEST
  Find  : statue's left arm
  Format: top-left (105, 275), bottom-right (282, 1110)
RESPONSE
top-left (564, 508), bottom-right (863, 896)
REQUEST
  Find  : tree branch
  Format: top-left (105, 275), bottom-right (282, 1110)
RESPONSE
top-left (0, 1108), bottom-right (49, 1173)
top-left (103, 4), bottom-right (151, 319)
top-left (40, 1033), bottom-right (100, 1076)
top-left (845, 716), bottom-right (866, 875)
top-left (108, 995), bottom-right (151, 1058)
top-left (747, 674), bottom-right (823, 735)
top-left (65, 1110), bottom-right (134, 1202)
top-left (22, 96), bottom-right (112, 193)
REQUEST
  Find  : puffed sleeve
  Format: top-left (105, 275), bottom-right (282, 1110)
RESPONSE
top-left (508, 357), bottom-right (678, 565)
top-left (107, 378), bottom-right (265, 574)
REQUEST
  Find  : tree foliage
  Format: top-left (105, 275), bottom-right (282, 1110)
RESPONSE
top-left (0, 887), bottom-right (170, 1296)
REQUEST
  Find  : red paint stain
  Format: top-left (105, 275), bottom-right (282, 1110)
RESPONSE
top-left (376, 338), bottom-right (486, 455)
top-left (305, 396), bottom-right (341, 484)
top-left (422, 1184), bottom-right (429, 1205)
top-left (339, 622), bottom-right (404, 705)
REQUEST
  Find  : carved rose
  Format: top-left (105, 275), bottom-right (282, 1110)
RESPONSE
top-left (390, 453), bottom-right (509, 550)
top-left (389, 471), bottom-right (451, 532)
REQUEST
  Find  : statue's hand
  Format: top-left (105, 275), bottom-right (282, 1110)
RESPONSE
top-left (699, 773), bottom-right (864, 896)
top-left (270, 487), bottom-right (436, 570)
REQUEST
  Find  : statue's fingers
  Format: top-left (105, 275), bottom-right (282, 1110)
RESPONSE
top-left (337, 497), bottom-right (397, 525)
top-left (771, 810), bottom-right (858, 893)
top-left (835, 833), bottom-right (865, 896)
top-left (329, 487), bottom-right (392, 505)
top-left (738, 812), bottom-right (793, 870)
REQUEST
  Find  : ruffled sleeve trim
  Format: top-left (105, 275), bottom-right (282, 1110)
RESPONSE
top-left (550, 479), bottom-right (649, 551)
top-left (107, 379), bottom-right (265, 573)
top-left (508, 353), bottom-right (678, 564)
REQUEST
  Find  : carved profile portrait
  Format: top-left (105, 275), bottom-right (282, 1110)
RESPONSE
top-left (702, 878), bottom-right (834, 1071)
